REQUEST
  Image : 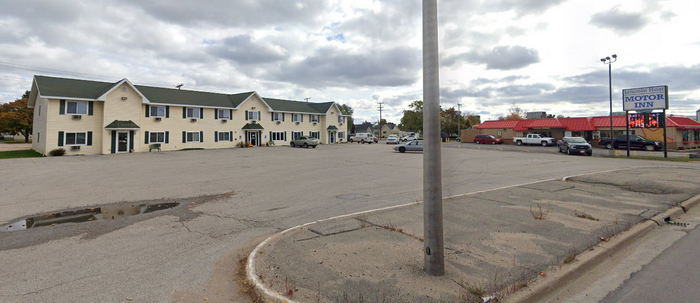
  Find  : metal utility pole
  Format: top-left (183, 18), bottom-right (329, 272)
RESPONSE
top-left (422, 0), bottom-right (444, 276)
top-left (601, 55), bottom-right (617, 141)
top-left (378, 102), bottom-right (384, 140)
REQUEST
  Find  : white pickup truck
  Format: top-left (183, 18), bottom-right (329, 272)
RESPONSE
top-left (513, 134), bottom-right (556, 146)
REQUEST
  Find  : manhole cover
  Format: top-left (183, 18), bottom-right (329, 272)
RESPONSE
top-left (0, 202), bottom-right (179, 232)
top-left (335, 193), bottom-right (370, 200)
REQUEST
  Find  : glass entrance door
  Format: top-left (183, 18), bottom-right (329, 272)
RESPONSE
top-left (117, 132), bottom-right (129, 153)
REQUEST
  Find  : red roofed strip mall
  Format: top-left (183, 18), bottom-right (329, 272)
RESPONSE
top-left (462, 115), bottom-right (700, 150)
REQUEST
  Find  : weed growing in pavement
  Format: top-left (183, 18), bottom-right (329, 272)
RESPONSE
top-left (529, 203), bottom-right (546, 220)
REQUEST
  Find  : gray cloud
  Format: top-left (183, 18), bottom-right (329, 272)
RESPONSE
top-left (566, 64), bottom-right (700, 92)
top-left (122, 0), bottom-right (330, 28)
top-left (272, 46), bottom-right (421, 88)
top-left (590, 8), bottom-right (648, 34)
top-left (444, 46), bottom-right (540, 70)
top-left (207, 35), bottom-right (287, 65)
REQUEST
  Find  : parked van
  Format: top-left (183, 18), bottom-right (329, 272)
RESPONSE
top-left (350, 133), bottom-right (376, 144)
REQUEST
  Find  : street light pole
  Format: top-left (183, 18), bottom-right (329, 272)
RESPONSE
top-left (601, 54), bottom-right (617, 141)
top-left (422, 0), bottom-right (444, 276)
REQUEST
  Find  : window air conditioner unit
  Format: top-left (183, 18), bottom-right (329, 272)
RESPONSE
top-left (190, 118), bottom-right (197, 122)
top-left (221, 119), bottom-right (227, 123)
top-left (295, 122), bottom-right (300, 125)
top-left (154, 117), bottom-right (162, 121)
top-left (72, 115), bottom-right (82, 120)
top-left (276, 121), bottom-right (281, 124)
top-left (71, 146), bottom-right (81, 150)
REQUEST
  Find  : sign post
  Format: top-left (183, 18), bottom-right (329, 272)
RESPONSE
top-left (623, 86), bottom-right (669, 158)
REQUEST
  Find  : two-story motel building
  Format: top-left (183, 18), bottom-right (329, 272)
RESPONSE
top-left (27, 75), bottom-right (351, 155)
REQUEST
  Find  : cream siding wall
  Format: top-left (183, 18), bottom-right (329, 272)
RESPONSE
top-left (31, 97), bottom-right (49, 155)
top-left (38, 84), bottom-right (350, 155)
top-left (44, 98), bottom-right (104, 155)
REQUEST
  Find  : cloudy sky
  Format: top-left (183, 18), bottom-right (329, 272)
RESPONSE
top-left (1, 0), bottom-right (699, 122)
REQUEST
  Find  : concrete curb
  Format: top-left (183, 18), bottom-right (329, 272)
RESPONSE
top-left (504, 193), bottom-right (700, 303)
top-left (244, 168), bottom-right (685, 302)
top-left (244, 178), bottom-right (569, 302)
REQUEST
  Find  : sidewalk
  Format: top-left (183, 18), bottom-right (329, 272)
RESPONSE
top-left (251, 167), bottom-right (700, 302)
top-left (0, 143), bottom-right (32, 151)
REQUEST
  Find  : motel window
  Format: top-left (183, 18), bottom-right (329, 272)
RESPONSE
top-left (186, 132), bottom-right (201, 143)
top-left (309, 131), bottom-right (320, 139)
top-left (247, 111), bottom-right (260, 121)
top-left (338, 116), bottom-right (343, 124)
top-left (292, 131), bottom-right (303, 140)
top-left (273, 112), bottom-right (284, 121)
top-left (150, 106), bottom-right (166, 117)
top-left (292, 113), bottom-right (303, 122)
top-left (217, 131), bottom-right (231, 142)
top-left (497, 130), bottom-right (503, 136)
top-left (310, 115), bottom-right (320, 122)
top-left (66, 101), bottom-right (88, 115)
top-left (149, 132), bottom-right (166, 143)
top-left (217, 109), bottom-right (230, 120)
top-left (65, 132), bottom-right (87, 145)
top-left (271, 132), bottom-right (286, 141)
top-left (695, 131), bottom-right (700, 142)
top-left (338, 132), bottom-right (345, 140)
top-left (186, 107), bottom-right (201, 119)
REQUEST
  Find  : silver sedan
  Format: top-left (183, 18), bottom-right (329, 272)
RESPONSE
top-left (393, 140), bottom-right (423, 153)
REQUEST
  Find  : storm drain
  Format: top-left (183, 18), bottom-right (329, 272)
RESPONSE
top-left (0, 202), bottom-right (179, 232)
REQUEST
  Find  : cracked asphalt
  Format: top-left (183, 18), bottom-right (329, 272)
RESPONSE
top-left (0, 143), bottom-right (697, 302)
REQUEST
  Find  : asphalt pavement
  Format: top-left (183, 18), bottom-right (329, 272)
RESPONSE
top-left (0, 143), bottom-right (697, 302)
top-left (601, 221), bottom-right (700, 303)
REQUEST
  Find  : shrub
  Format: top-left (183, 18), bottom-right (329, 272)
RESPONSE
top-left (49, 148), bottom-right (66, 156)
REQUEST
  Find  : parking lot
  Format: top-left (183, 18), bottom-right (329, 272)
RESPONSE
top-left (1, 143), bottom-right (698, 302)
top-left (445, 141), bottom-right (699, 158)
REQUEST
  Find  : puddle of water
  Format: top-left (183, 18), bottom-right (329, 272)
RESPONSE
top-left (1, 202), bottom-right (179, 232)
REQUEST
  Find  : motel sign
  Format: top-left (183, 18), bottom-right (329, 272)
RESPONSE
top-left (622, 85), bottom-right (669, 111)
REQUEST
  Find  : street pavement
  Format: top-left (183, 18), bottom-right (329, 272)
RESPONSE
top-left (601, 216), bottom-right (700, 303)
top-left (0, 143), bottom-right (697, 302)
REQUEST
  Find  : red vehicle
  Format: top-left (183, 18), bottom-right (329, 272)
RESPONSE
top-left (474, 135), bottom-right (503, 144)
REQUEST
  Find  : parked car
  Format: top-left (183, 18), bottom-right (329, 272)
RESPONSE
top-left (386, 135), bottom-right (400, 144)
top-left (350, 133), bottom-right (376, 144)
top-left (557, 137), bottom-right (592, 156)
top-left (394, 140), bottom-right (423, 153)
top-left (513, 134), bottom-right (556, 146)
top-left (599, 135), bottom-right (663, 151)
top-left (290, 136), bottom-right (319, 148)
top-left (401, 134), bottom-right (417, 142)
top-left (474, 135), bottom-right (503, 144)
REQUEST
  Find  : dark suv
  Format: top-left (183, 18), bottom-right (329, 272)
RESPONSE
top-left (599, 135), bottom-right (663, 151)
top-left (557, 137), bottom-right (592, 156)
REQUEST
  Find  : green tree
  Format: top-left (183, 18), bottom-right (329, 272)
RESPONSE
top-left (398, 100), bottom-right (424, 133)
top-left (338, 104), bottom-right (354, 133)
top-left (0, 92), bottom-right (33, 142)
top-left (440, 107), bottom-right (465, 136)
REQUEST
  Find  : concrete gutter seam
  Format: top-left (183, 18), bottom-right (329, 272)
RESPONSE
top-left (245, 168), bottom-right (649, 302)
top-left (505, 193), bottom-right (700, 303)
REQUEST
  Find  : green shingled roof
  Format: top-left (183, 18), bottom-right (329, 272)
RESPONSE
top-left (105, 120), bottom-right (140, 129)
top-left (34, 75), bottom-right (341, 114)
top-left (327, 125), bottom-right (338, 130)
top-left (262, 98), bottom-right (335, 114)
top-left (35, 75), bottom-right (117, 99)
top-left (242, 123), bottom-right (265, 130)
